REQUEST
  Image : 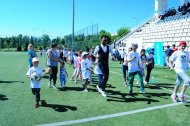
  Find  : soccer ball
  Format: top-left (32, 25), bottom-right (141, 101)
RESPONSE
top-left (31, 72), bottom-right (41, 81)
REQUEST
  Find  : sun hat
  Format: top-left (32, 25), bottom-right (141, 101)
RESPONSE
top-left (32, 57), bottom-right (39, 62)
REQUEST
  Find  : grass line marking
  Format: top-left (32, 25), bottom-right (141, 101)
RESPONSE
top-left (37, 102), bottom-right (184, 126)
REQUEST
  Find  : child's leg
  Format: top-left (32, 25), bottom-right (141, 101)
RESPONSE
top-left (36, 88), bottom-right (41, 104)
top-left (178, 72), bottom-right (190, 95)
top-left (137, 71), bottom-right (145, 91)
top-left (128, 72), bottom-right (136, 93)
top-left (63, 76), bottom-right (67, 86)
top-left (172, 74), bottom-right (182, 95)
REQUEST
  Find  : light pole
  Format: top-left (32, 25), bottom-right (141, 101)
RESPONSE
top-left (72, 0), bottom-right (75, 50)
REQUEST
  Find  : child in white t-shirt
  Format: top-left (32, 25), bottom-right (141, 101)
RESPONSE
top-left (170, 41), bottom-right (190, 102)
top-left (127, 43), bottom-right (146, 95)
top-left (26, 57), bottom-right (44, 108)
top-left (81, 52), bottom-right (92, 92)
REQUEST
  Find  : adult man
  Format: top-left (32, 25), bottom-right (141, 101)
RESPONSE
top-left (127, 43), bottom-right (146, 95)
top-left (170, 41), bottom-right (190, 102)
top-left (165, 45), bottom-right (172, 68)
top-left (94, 35), bottom-right (114, 97)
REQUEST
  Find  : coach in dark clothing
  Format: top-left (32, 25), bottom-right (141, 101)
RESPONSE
top-left (94, 35), bottom-right (114, 97)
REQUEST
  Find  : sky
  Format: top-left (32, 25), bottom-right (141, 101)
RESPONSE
top-left (0, 0), bottom-right (181, 38)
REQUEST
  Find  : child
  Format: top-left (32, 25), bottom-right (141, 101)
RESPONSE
top-left (81, 52), bottom-right (92, 92)
top-left (60, 61), bottom-right (68, 88)
top-left (122, 47), bottom-right (132, 86)
top-left (170, 41), bottom-right (190, 102)
top-left (70, 52), bottom-right (79, 81)
top-left (26, 57), bottom-right (44, 108)
top-left (145, 49), bottom-right (154, 84)
top-left (139, 49), bottom-right (146, 77)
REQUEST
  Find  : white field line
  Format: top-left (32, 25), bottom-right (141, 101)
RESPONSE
top-left (110, 71), bottom-right (190, 98)
top-left (37, 102), bottom-right (184, 126)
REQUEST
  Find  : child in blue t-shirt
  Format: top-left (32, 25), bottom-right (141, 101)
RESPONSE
top-left (60, 62), bottom-right (68, 88)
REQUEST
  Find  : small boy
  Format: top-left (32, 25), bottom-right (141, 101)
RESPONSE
top-left (170, 41), bottom-right (190, 102)
top-left (26, 57), bottom-right (44, 108)
top-left (60, 61), bottom-right (68, 88)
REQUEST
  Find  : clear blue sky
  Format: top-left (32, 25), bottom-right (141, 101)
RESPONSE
top-left (0, 0), bottom-right (180, 38)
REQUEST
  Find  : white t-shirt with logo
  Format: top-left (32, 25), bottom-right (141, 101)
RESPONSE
top-left (170, 50), bottom-right (190, 73)
top-left (26, 67), bottom-right (44, 88)
top-left (127, 51), bottom-right (140, 73)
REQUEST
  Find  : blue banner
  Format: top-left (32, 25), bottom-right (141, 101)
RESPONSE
top-left (154, 42), bottom-right (164, 66)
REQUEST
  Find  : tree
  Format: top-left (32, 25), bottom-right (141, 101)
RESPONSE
top-left (41, 34), bottom-right (51, 49)
top-left (117, 27), bottom-right (130, 36)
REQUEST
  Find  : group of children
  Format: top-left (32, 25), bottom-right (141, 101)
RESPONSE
top-left (26, 41), bottom-right (190, 108)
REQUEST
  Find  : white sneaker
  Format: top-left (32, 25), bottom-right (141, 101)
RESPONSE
top-left (96, 85), bottom-right (102, 93)
top-left (171, 94), bottom-right (177, 103)
top-left (74, 80), bottom-right (77, 84)
top-left (177, 93), bottom-right (185, 102)
top-left (48, 82), bottom-right (52, 87)
top-left (60, 85), bottom-right (63, 88)
top-left (53, 85), bottom-right (57, 89)
top-left (101, 91), bottom-right (107, 97)
top-left (83, 89), bottom-right (88, 92)
top-left (144, 81), bottom-right (149, 84)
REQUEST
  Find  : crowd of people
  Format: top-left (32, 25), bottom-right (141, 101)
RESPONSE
top-left (159, 2), bottom-right (190, 20)
top-left (26, 36), bottom-right (190, 108)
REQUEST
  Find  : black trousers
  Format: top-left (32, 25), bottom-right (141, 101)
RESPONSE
top-left (145, 64), bottom-right (152, 82)
top-left (31, 88), bottom-right (40, 103)
top-left (49, 66), bottom-right (58, 85)
top-left (97, 61), bottom-right (109, 91)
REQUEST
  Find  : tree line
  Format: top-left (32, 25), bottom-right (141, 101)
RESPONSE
top-left (0, 27), bottom-right (130, 51)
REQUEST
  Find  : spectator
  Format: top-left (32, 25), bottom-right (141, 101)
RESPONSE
top-left (165, 45), bottom-right (172, 68)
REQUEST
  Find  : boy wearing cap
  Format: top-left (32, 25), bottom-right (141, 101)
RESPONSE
top-left (170, 41), bottom-right (190, 102)
top-left (127, 43), bottom-right (146, 95)
top-left (26, 57), bottom-right (44, 108)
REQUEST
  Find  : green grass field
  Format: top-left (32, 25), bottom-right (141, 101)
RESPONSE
top-left (0, 52), bottom-right (190, 126)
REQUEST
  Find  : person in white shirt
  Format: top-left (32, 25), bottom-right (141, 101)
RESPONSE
top-left (120, 48), bottom-right (126, 64)
top-left (93, 35), bottom-right (114, 97)
top-left (81, 52), bottom-right (92, 92)
top-left (170, 41), bottom-right (190, 102)
top-left (127, 43), bottom-right (146, 95)
top-left (26, 57), bottom-right (44, 108)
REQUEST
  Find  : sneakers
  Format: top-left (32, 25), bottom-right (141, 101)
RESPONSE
top-left (140, 89), bottom-right (146, 93)
top-left (177, 93), bottom-right (185, 102)
top-left (48, 82), bottom-right (52, 87)
top-left (53, 85), bottom-right (57, 89)
top-left (59, 85), bottom-right (63, 88)
top-left (144, 81), bottom-right (149, 84)
top-left (74, 80), bottom-right (77, 84)
top-left (96, 85), bottom-right (102, 93)
top-left (101, 91), bottom-right (107, 97)
top-left (83, 89), bottom-right (88, 93)
top-left (171, 94), bottom-right (177, 103)
top-left (96, 85), bottom-right (106, 97)
top-left (124, 82), bottom-right (128, 86)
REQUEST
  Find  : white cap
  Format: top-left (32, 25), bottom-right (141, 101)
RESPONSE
top-left (81, 52), bottom-right (88, 58)
top-left (32, 57), bottom-right (39, 62)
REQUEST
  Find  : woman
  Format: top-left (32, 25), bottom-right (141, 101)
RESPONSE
top-left (47, 43), bottom-right (63, 89)
top-left (28, 44), bottom-right (37, 67)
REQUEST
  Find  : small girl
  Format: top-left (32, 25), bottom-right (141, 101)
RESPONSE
top-left (60, 61), bottom-right (68, 88)
top-left (81, 52), bottom-right (92, 92)
top-left (26, 57), bottom-right (44, 108)
top-left (139, 49), bottom-right (146, 77)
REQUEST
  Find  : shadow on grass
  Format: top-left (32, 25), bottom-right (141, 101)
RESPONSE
top-left (106, 89), bottom-right (172, 104)
top-left (42, 104), bottom-right (77, 112)
top-left (42, 75), bottom-right (49, 79)
top-left (0, 94), bottom-right (8, 101)
top-left (0, 80), bottom-right (24, 84)
top-left (58, 86), bottom-right (98, 92)
top-left (148, 83), bottom-right (174, 89)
